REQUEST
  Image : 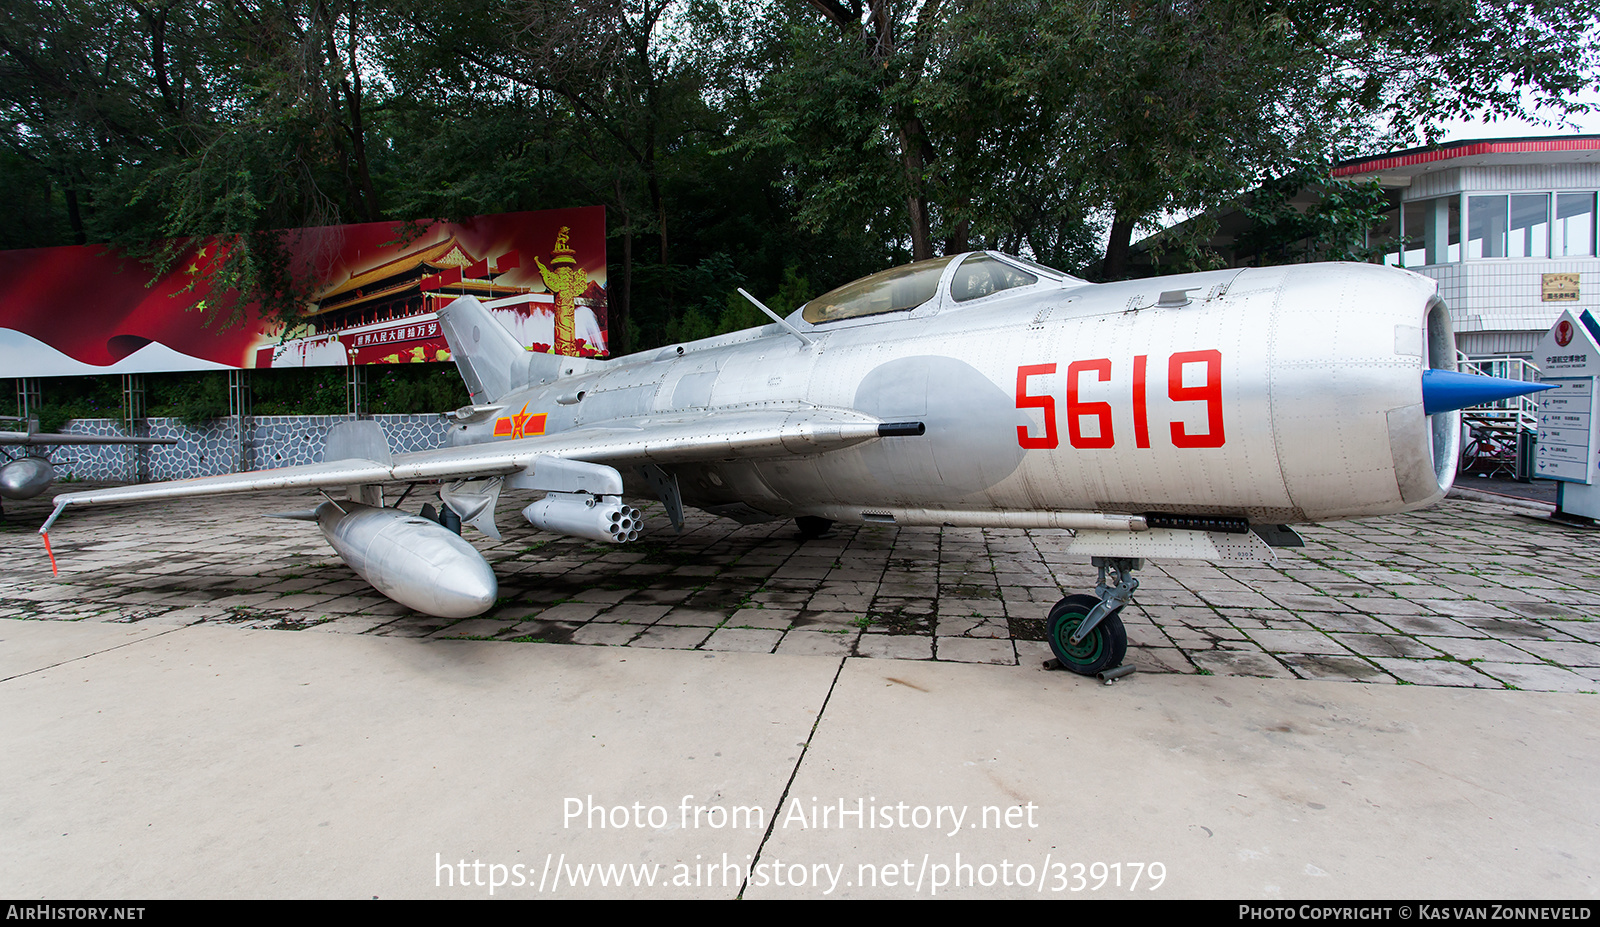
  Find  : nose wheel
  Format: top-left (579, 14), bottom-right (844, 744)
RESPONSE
top-left (1045, 557), bottom-right (1138, 676)
top-left (1046, 595), bottom-right (1127, 675)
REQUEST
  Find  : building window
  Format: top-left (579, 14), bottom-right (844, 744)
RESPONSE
top-left (1403, 191), bottom-right (1598, 264)
top-left (1402, 196), bottom-right (1459, 266)
top-left (1468, 195), bottom-right (1509, 259)
top-left (1555, 192), bottom-right (1597, 257)
top-left (1509, 194), bottom-right (1549, 258)
top-left (1466, 193), bottom-right (1552, 258)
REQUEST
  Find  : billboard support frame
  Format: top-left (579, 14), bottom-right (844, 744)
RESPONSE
top-left (121, 374), bottom-right (148, 481)
top-left (346, 366), bottom-right (365, 420)
top-left (229, 370), bottom-right (252, 472)
top-left (16, 378), bottom-right (40, 424)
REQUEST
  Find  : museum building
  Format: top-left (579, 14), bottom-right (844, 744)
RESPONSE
top-left (1340, 136), bottom-right (1599, 360)
top-left (1136, 136), bottom-right (1600, 364)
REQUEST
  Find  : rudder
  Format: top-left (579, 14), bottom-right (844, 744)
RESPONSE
top-left (435, 296), bottom-right (529, 404)
top-left (435, 296), bottom-right (606, 403)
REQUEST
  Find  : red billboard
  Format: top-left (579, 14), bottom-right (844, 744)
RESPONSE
top-left (0, 207), bottom-right (606, 376)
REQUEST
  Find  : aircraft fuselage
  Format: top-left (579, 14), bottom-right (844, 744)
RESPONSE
top-left (446, 261), bottom-right (1455, 529)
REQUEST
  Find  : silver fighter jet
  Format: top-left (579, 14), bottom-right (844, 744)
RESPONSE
top-left (37, 254), bottom-right (1549, 675)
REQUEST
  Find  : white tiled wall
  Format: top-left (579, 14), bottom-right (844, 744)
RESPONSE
top-left (1413, 261), bottom-right (1597, 337)
top-left (1405, 164), bottom-right (1600, 199)
top-left (1400, 162), bottom-right (1598, 356)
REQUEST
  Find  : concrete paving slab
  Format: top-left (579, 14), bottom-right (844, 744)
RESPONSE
top-left (701, 627), bottom-right (784, 653)
top-left (1, 621), bottom-right (837, 899)
top-left (5, 484), bottom-right (1600, 897)
top-left (13, 616), bottom-right (1597, 899)
top-left (748, 659), bottom-right (1600, 899)
top-left (0, 618), bottom-right (179, 681)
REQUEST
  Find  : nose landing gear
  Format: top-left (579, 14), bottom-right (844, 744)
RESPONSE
top-left (1045, 557), bottom-right (1139, 677)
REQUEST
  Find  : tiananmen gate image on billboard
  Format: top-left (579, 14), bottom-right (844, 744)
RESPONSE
top-left (0, 206), bottom-right (606, 376)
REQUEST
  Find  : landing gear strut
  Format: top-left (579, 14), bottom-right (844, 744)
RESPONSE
top-left (420, 501), bottom-right (462, 536)
top-left (1046, 557), bottom-right (1138, 676)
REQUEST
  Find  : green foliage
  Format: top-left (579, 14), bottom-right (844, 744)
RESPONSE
top-left (146, 373), bottom-right (231, 427)
top-left (24, 378), bottom-right (124, 434)
top-left (247, 365), bottom-right (469, 416)
top-left (364, 366), bottom-right (472, 415)
top-left (651, 260), bottom-right (817, 345)
top-left (3, 369), bottom-right (464, 429)
top-left (0, 0), bottom-right (1596, 326)
top-left (1138, 214), bottom-right (1231, 276)
top-left (246, 369), bottom-right (348, 417)
top-left (0, 149), bottom-right (73, 249)
top-left (1235, 172), bottom-right (1397, 266)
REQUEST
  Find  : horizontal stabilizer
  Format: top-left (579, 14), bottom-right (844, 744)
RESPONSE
top-left (325, 419), bottom-right (392, 465)
top-left (1422, 369), bottom-right (1554, 415)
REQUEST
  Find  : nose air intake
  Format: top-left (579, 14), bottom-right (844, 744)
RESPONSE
top-left (1421, 369), bottom-right (1555, 415)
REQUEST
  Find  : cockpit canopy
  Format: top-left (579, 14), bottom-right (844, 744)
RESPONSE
top-left (800, 252), bottom-right (1077, 325)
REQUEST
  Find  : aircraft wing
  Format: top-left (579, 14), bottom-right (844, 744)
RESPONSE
top-left (0, 430), bottom-right (177, 446)
top-left (39, 409), bottom-right (911, 530)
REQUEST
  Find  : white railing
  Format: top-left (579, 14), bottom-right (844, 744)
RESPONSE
top-left (1453, 351), bottom-right (1541, 478)
top-left (1455, 351), bottom-right (1541, 433)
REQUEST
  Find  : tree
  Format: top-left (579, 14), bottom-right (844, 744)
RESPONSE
top-left (1068, 0), bottom-right (1600, 277)
top-left (0, 0), bottom-right (390, 326)
top-left (742, 0), bottom-right (1600, 277)
top-left (378, 0), bottom-right (736, 354)
top-left (3, 0), bottom-right (1595, 346)
top-left (749, 0), bottom-right (1027, 262)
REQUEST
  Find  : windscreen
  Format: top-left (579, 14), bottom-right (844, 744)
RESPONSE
top-left (801, 257), bottom-right (953, 324)
top-left (950, 253), bottom-right (1039, 302)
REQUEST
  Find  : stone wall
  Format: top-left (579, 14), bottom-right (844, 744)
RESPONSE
top-left (53, 414), bottom-right (453, 481)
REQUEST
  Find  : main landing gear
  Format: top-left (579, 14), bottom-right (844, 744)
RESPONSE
top-left (1046, 557), bottom-right (1138, 677)
top-left (419, 502), bottom-right (463, 535)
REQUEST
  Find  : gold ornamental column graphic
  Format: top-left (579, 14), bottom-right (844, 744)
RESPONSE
top-left (534, 227), bottom-right (589, 356)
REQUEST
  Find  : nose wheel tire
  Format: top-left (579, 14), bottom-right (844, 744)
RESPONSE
top-left (1046, 594), bottom-right (1127, 676)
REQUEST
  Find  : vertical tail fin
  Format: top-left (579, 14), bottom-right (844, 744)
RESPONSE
top-left (435, 296), bottom-right (606, 403)
top-left (435, 296), bottom-right (530, 404)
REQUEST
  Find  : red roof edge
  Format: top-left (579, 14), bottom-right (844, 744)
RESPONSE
top-left (1332, 137), bottom-right (1600, 177)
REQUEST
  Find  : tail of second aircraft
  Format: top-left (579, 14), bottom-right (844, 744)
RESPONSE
top-left (435, 295), bottom-right (603, 403)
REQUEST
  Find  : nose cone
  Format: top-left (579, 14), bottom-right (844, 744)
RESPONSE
top-left (1422, 369), bottom-right (1555, 415)
top-left (428, 561), bottom-right (499, 619)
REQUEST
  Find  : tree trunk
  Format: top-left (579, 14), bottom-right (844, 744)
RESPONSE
top-left (898, 115), bottom-right (934, 261)
top-left (1103, 213), bottom-right (1136, 280)
top-left (943, 216), bottom-right (970, 256)
top-left (345, 2), bottom-right (378, 222)
top-left (65, 185), bottom-right (85, 245)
